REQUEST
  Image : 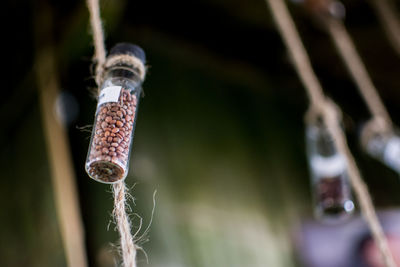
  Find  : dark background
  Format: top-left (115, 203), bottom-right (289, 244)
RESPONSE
top-left (2, 0), bottom-right (400, 266)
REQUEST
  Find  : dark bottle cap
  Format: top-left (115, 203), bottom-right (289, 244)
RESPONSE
top-left (109, 43), bottom-right (146, 64)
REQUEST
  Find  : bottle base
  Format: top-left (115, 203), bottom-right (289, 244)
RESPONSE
top-left (86, 160), bottom-right (126, 184)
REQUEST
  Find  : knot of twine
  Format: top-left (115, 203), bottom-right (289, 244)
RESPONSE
top-left (305, 99), bottom-right (342, 127)
top-left (95, 54), bottom-right (147, 87)
top-left (361, 117), bottom-right (393, 150)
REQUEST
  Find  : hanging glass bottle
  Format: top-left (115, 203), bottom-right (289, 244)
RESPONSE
top-left (306, 123), bottom-right (355, 222)
top-left (361, 123), bottom-right (400, 174)
top-left (85, 43), bottom-right (146, 183)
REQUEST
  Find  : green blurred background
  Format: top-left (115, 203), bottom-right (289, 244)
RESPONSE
top-left (2, 0), bottom-right (400, 266)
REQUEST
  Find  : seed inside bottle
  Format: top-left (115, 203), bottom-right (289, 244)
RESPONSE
top-left (86, 88), bottom-right (137, 183)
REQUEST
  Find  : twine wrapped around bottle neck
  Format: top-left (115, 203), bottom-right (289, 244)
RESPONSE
top-left (96, 54), bottom-right (147, 87)
top-left (361, 117), bottom-right (394, 150)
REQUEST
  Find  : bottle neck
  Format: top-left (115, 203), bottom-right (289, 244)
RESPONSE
top-left (105, 65), bottom-right (142, 84)
top-left (101, 66), bottom-right (143, 95)
top-left (307, 125), bottom-right (337, 157)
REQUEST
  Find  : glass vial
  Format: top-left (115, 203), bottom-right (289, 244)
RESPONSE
top-left (306, 124), bottom-right (355, 222)
top-left (361, 126), bottom-right (400, 174)
top-left (85, 43), bottom-right (146, 183)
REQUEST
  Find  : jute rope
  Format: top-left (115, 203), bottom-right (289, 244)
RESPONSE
top-left (322, 16), bottom-right (393, 131)
top-left (264, 0), bottom-right (396, 266)
top-left (86, 0), bottom-right (139, 266)
top-left (98, 54), bottom-right (147, 86)
top-left (369, 0), bottom-right (400, 57)
top-left (87, 0), bottom-right (106, 86)
top-left (113, 182), bottom-right (137, 267)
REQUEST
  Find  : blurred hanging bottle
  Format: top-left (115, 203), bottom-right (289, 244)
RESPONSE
top-left (85, 43), bottom-right (146, 184)
top-left (361, 121), bottom-right (400, 174)
top-left (306, 123), bottom-right (355, 222)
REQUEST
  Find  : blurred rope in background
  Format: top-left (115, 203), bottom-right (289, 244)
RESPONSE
top-left (34, 2), bottom-right (88, 267)
top-left (264, 0), bottom-right (395, 265)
